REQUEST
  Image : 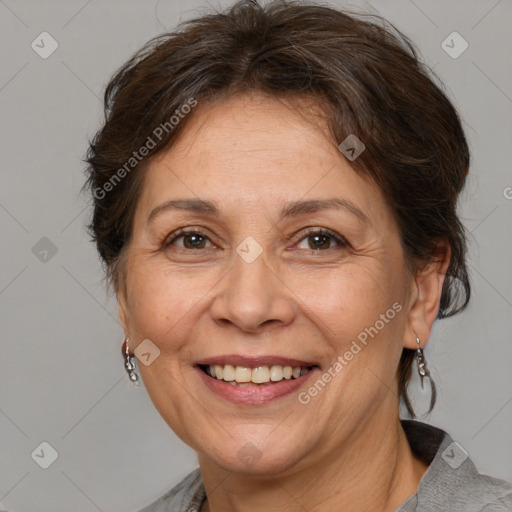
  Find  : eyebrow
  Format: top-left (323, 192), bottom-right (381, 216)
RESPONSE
top-left (147, 197), bottom-right (369, 224)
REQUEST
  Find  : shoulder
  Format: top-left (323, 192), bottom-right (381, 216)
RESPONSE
top-left (137, 468), bottom-right (205, 512)
top-left (470, 473), bottom-right (512, 511)
top-left (399, 420), bottom-right (512, 512)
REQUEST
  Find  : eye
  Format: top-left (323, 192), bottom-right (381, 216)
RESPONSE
top-left (161, 227), bottom-right (348, 253)
top-left (295, 228), bottom-right (349, 251)
top-left (163, 228), bottom-right (214, 250)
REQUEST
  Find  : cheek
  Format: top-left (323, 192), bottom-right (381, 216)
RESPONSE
top-left (124, 262), bottom-right (214, 346)
top-left (296, 265), bottom-right (406, 408)
top-left (286, 262), bottom-right (403, 344)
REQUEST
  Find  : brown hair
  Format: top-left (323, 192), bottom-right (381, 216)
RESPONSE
top-left (84, 0), bottom-right (471, 417)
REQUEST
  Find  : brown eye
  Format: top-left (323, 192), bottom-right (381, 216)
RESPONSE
top-left (307, 233), bottom-right (332, 250)
top-left (164, 229), bottom-right (213, 250)
top-left (296, 229), bottom-right (348, 251)
top-left (181, 233), bottom-right (209, 249)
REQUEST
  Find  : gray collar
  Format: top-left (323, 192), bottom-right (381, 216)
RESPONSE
top-left (397, 420), bottom-right (512, 511)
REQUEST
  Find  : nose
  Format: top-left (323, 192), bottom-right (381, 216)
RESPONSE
top-left (209, 247), bottom-right (296, 333)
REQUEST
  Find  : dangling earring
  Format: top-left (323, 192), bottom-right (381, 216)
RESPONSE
top-left (123, 337), bottom-right (140, 386)
top-left (415, 336), bottom-right (430, 389)
top-left (415, 336), bottom-right (436, 414)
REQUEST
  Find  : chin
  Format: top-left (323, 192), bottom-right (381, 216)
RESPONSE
top-left (200, 436), bottom-right (309, 476)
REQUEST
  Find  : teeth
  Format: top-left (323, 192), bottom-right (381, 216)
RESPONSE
top-left (206, 364), bottom-right (311, 384)
top-left (235, 366), bottom-right (252, 383)
top-left (270, 365), bottom-right (283, 381)
top-left (223, 364), bottom-right (235, 381)
top-left (252, 366), bottom-right (270, 383)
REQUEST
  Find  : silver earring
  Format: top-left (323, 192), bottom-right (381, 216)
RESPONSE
top-left (414, 336), bottom-right (436, 415)
top-left (124, 337), bottom-right (140, 386)
top-left (415, 337), bottom-right (430, 389)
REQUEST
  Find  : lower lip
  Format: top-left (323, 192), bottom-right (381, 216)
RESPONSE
top-left (195, 367), bottom-right (318, 405)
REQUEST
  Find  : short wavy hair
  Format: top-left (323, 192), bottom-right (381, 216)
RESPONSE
top-left (84, 0), bottom-right (471, 417)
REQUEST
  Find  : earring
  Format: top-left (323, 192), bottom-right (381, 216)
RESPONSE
top-left (123, 337), bottom-right (140, 386)
top-left (415, 336), bottom-right (430, 389)
top-left (414, 336), bottom-right (436, 415)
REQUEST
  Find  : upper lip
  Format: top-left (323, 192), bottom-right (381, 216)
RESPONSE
top-left (195, 355), bottom-right (317, 368)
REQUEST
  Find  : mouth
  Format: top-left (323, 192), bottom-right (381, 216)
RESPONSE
top-left (195, 358), bottom-right (320, 407)
top-left (198, 363), bottom-right (316, 386)
top-left (194, 355), bottom-right (320, 404)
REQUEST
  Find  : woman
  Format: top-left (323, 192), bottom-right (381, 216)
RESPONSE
top-left (84, 1), bottom-right (512, 510)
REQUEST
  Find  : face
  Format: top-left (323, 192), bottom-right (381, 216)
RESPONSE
top-left (119, 93), bottom-right (417, 475)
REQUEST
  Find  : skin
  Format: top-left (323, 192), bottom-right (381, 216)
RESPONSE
top-left (118, 93), bottom-right (450, 512)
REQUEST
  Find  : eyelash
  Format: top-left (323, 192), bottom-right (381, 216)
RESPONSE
top-left (161, 226), bottom-right (350, 253)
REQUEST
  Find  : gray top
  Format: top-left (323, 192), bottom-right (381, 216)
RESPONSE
top-left (139, 420), bottom-right (512, 512)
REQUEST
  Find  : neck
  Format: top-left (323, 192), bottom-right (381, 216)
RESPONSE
top-left (199, 413), bottom-right (428, 512)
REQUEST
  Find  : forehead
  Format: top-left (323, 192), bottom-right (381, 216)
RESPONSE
top-left (137, 94), bottom-right (386, 221)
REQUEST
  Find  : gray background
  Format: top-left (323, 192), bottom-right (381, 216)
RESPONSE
top-left (1, 0), bottom-right (511, 510)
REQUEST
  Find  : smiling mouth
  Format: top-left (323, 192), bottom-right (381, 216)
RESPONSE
top-left (198, 363), bottom-right (317, 386)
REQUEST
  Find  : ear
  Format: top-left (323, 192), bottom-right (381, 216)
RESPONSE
top-left (403, 242), bottom-right (451, 349)
top-left (118, 289), bottom-right (130, 335)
